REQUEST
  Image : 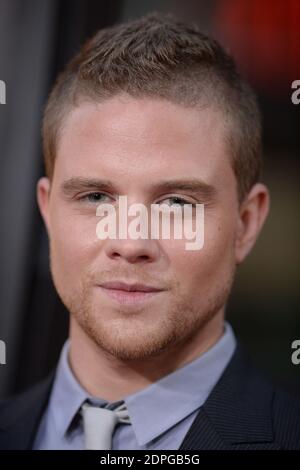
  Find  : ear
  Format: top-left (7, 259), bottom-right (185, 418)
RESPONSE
top-left (36, 177), bottom-right (51, 236)
top-left (235, 183), bottom-right (270, 264)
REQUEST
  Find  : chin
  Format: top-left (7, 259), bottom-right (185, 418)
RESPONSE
top-left (88, 324), bottom-right (175, 361)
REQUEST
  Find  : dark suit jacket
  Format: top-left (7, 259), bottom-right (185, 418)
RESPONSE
top-left (0, 343), bottom-right (300, 450)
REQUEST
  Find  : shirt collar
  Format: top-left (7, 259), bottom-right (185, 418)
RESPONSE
top-left (124, 321), bottom-right (236, 445)
top-left (48, 340), bottom-right (107, 438)
top-left (50, 321), bottom-right (236, 445)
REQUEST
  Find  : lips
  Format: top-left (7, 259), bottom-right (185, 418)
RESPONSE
top-left (98, 280), bottom-right (164, 305)
top-left (99, 281), bottom-right (163, 293)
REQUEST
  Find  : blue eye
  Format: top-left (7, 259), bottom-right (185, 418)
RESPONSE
top-left (79, 192), bottom-right (110, 203)
top-left (160, 197), bottom-right (195, 207)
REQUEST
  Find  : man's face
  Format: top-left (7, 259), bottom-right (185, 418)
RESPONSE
top-left (38, 94), bottom-right (241, 360)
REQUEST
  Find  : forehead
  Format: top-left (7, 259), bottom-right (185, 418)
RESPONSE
top-left (54, 94), bottom-right (234, 190)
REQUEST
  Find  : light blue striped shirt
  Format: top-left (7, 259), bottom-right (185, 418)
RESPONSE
top-left (34, 322), bottom-right (236, 450)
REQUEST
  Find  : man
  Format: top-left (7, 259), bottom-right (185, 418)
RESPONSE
top-left (1, 13), bottom-right (299, 450)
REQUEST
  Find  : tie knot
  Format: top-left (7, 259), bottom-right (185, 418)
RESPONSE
top-left (81, 400), bottom-right (131, 450)
top-left (110, 401), bottom-right (131, 424)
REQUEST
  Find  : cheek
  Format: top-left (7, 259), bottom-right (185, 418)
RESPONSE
top-left (163, 212), bottom-right (237, 290)
top-left (49, 207), bottom-right (101, 277)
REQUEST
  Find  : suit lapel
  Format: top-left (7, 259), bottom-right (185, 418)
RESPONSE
top-left (0, 371), bottom-right (54, 450)
top-left (179, 343), bottom-right (280, 450)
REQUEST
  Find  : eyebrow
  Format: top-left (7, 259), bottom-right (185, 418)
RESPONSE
top-left (150, 179), bottom-right (218, 200)
top-left (61, 177), bottom-right (218, 201)
top-left (61, 177), bottom-right (115, 197)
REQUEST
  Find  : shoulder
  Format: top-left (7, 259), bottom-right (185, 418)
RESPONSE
top-left (199, 342), bottom-right (300, 450)
top-left (0, 372), bottom-right (55, 449)
top-left (272, 386), bottom-right (300, 449)
top-left (0, 374), bottom-right (53, 420)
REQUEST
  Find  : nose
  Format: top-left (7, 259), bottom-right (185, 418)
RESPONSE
top-left (104, 237), bottom-right (161, 264)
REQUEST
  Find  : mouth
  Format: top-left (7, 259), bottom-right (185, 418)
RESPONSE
top-left (97, 281), bottom-right (165, 305)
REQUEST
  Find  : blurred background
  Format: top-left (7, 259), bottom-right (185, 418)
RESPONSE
top-left (0, 0), bottom-right (299, 399)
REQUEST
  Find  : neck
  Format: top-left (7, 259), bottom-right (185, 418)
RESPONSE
top-left (68, 311), bottom-right (225, 402)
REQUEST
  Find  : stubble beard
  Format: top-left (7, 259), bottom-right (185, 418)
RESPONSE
top-left (51, 264), bottom-right (236, 362)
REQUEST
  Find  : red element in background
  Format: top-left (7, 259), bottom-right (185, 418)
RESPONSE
top-left (214, 0), bottom-right (300, 95)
